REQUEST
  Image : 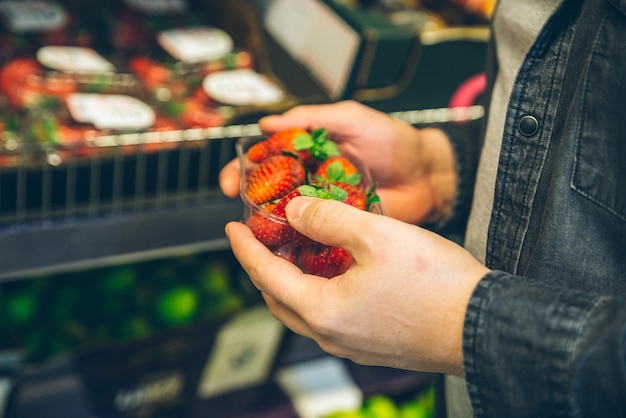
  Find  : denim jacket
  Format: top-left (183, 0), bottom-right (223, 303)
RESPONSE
top-left (449, 0), bottom-right (626, 416)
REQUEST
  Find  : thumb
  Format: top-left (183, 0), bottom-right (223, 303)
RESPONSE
top-left (285, 196), bottom-right (372, 250)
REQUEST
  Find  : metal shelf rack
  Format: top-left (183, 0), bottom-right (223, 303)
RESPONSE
top-left (0, 123), bottom-right (262, 281)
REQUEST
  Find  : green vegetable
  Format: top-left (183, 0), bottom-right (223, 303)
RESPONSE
top-left (7, 291), bottom-right (37, 325)
top-left (363, 395), bottom-right (399, 418)
top-left (156, 286), bottom-right (198, 325)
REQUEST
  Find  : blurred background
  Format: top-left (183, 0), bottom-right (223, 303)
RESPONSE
top-left (0, 0), bottom-right (494, 416)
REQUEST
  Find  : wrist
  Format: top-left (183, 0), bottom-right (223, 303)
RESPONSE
top-left (419, 128), bottom-right (458, 224)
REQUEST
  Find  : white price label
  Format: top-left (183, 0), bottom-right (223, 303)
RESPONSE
top-left (197, 305), bottom-right (285, 398)
top-left (203, 69), bottom-right (285, 106)
top-left (66, 94), bottom-right (156, 130)
top-left (37, 46), bottom-right (115, 73)
top-left (125, 0), bottom-right (187, 15)
top-left (157, 26), bottom-right (234, 62)
top-left (0, 0), bottom-right (68, 32)
top-left (276, 357), bottom-right (363, 418)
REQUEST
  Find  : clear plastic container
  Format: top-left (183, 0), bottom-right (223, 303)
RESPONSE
top-left (236, 134), bottom-right (384, 278)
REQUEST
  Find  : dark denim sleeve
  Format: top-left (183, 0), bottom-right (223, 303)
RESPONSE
top-left (463, 271), bottom-right (626, 418)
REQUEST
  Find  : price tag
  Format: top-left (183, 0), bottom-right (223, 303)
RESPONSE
top-left (203, 69), bottom-right (285, 106)
top-left (124, 0), bottom-right (187, 15)
top-left (197, 305), bottom-right (285, 398)
top-left (157, 26), bottom-right (234, 62)
top-left (66, 94), bottom-right (156, 130)
top-left (37, 46), bottom-right (115, 73)
top-left (275, 357), bottom-right (363, 418)
top-left (0, 0), bottom-right (67, 32)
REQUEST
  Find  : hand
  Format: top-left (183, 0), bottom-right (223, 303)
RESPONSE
top-left (219, 100), bottom-right (457, 225)
top-left (225, 196), bottom-right (490, 376)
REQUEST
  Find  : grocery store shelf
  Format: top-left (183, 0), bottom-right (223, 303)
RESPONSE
top-left (0, 197), bottom-right (243, 282)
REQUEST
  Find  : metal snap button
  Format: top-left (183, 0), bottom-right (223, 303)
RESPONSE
top-left (518, 115), bottom-right (539, 136)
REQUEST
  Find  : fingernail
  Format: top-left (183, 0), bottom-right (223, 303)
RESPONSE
top-left (286, 197), bottom-right (313, 222)
top-left (225, 221), bottom-right (240, 238)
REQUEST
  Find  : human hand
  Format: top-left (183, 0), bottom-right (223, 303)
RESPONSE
top-left (219, 100), bottom-right (457, 225)
top-left (225, 196), bottom-right (490, 376)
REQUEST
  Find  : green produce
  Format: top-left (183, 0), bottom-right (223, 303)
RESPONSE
top-left (363, 394), bottom-right (400, 418)
top-left (99, 266), bottom-right (136, 293)
top-left (155, 286), bottom-right (199, 326)
top-left (324, 384), bottom-right (436, 418)
top-left (0, 250), bottom-right (252, 364)
top-left (6, 291), bottom-right (37, 326)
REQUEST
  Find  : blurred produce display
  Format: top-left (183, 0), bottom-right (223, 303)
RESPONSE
top-left (326, 384), bottom-right (436, 418)
top-left (0, 0), bottom-right (294, 166)
top-left (0, 250), bottom-right (260, 364)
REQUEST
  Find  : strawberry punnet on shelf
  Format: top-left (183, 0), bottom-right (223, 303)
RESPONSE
top-left (237, 128), bottom-right (384, 279)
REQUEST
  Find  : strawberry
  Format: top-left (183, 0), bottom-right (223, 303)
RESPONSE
top-left (176, 97), bottom-right (225, 129)
top-left (246, 210), bottom-right (281, 248)
top-left (245, 155), bottom-right (306, 205)
top-left (129, 56), bottom-right (171, 90)
top-left (248, 186), bottom-right (329, 248)
top-left (299, 244), bottom-right (353, 278)
top-left (315, 156), bottom-right (361, 185)
top-left (274, 245), bottom-right (299, 264)
top-left (326, 182), bottom-right (381, 211)
top-left (247, 189), bottom-right (307, 248)
top-left (247, 127), bottom-right (309, 162)
top-left (269, 185), bottom-right (334, 246)
top-left (247, 127), bottom-right (340, 170)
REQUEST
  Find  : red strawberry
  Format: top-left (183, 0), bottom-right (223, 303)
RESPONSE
top-left (274, 245), bottom-right (299, 264)
top-left (247, 128), bottom-right (340, 170)
top-left (247, 127), bottom-right (310, 163)
top-left (268, 185), bottom-right (335, 247)
top-left (315, 156), bottom-right (361, 185)
top-left (177, 97), bottom-right (226, 129)
top-left (247, 189), bottom-right (307, 248)
top-left (330, 182), bottom-right (367, 210)
top-left (246, 210), bottom-right (282, 248)
top-left (245, 155), bottom-right (306, 205)
top-left (299, 244), bottom-right (353, 278)
top-left (328, 182), bottom-right (381, 211)
top-left (248, 186), bottom-right (327, 248)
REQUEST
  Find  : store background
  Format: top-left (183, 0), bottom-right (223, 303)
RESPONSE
top-left (0, 0), bottom-right (493, 416)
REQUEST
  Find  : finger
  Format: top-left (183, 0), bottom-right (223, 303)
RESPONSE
top-left (285, 197), bottom-right (378, 254)
top-left (258, 102), bottom-right (354, 135)
top-left (258, 106), bottom-right (322, 133)
top-left (218, 158), bottom-right (241, 198)
top-left (225, 220), bottom-right (329, 313)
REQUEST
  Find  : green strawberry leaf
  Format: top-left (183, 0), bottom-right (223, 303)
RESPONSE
top-left (344, 172), bottom-right (362, 186)
top-left (366, 184), bottom-right (381, 208)
top-left (310, 128), bottom-right (327, 141)
top-left (322, 161), bottom-right (362, 185)
top-left (293, 133), bottom-right (314, 150)
top-left (314, 140), bottom-right (340, 160)
top-left (309, 128), bottom-right (340, 161)
top-left (325, 160), bottom-right (345, 181)
top-left (327, 184), bottom-right (348, 202)
top-left (297, 185), bottom-right (322, 197)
